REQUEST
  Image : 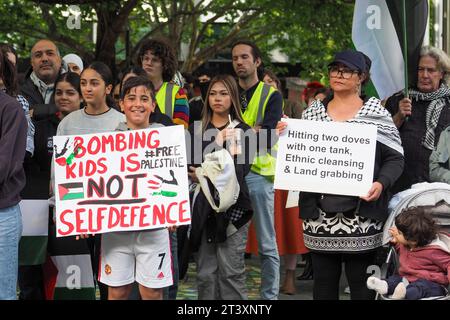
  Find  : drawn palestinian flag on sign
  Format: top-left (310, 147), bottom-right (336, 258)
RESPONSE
top-left (159, 181), bottom-right (178, 197)
top-left (148, 170), bottom-right (179, 197)
top-left (58, 182), bottom-right (84, 201)
top-left (148, 177), bottom-right (162, 190)
top-left (54, 138), bottom-right (83, 166)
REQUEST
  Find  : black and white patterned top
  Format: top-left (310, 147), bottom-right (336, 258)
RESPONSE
top-left (301, 97), bottom-right (400, 252)
top-left (302, 208), bottom-right (384, 253)
top-left (303, 97), bottom-right (403, 155)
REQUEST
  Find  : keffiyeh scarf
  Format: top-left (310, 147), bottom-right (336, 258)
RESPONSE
top-left (409, 83), bottom-right (450, 150)
top-left (303, 97), bottom-right (404, 155)
top-left (30, 71), bottom-right (55, 104)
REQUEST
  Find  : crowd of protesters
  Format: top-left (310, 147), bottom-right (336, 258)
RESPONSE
top-left (1, 35), bottom-right (450, 301)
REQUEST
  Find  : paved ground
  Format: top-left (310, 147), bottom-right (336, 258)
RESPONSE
top-left (177, 255), bottom-right (350, 300)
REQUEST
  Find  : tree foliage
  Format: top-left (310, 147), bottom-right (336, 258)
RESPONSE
top-left (0, 0), bottom-right (354, 79)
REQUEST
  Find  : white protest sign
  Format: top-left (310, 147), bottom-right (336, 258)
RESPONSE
top-left (274, 119), bottom-right (377, 196)
top-left (53, 125), bottom-right (190, 237)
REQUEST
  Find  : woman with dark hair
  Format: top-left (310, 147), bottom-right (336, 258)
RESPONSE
top-left (0, 43), bottom-right (17, 65)
top-left (183, 74), bottom-right (255, 299)
top-left (55, 62), bottom-right (125, 300)
top-left (0, 44), bottom-right (35, 156)
top-left (54, 72), bottom-right (82, 118)
top-left (278, 50), bottom-right (404, 300)
top-left (302, 50), bottom-right (404, 300)
top-left (58, 62), bottom-right (124, 136)
top-left (33, 72), bottom-right (82, 187)
top-left (46, 72), bottom-right (92, 299)
top-left (0, 48), bottom-right (27, 301)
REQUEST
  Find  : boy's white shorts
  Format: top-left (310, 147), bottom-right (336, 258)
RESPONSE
top-left (99, 228), bottom-right (173, 289)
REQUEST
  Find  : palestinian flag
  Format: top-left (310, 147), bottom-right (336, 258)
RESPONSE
top-left (58, 182), bottom-right (84, 201)
top-left (44, 222), bottom-right (96, 300)
top-left (160, 182), bottom-right (178, 197)
top-left (149, 172), bottom-right (179, 197)
top-left (19, 200), bottom-right (49, 265)
top-left (352, 0), bottom-right (428, 100)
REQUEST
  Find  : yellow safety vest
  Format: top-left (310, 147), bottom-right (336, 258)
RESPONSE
top-left (242, 82), bottom-right (279, 176)
top-left (155, 82), bottom-right (180, 118)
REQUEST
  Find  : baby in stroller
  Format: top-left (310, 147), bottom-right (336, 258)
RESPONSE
top-left (367, 207), bottom-right (450, 299)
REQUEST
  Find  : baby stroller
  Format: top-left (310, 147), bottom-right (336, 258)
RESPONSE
top-left (377, 182), bottom-right (450, 300)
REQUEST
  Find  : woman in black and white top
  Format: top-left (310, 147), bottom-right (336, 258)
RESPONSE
top-left (278, 50), bottom-right (404, 300)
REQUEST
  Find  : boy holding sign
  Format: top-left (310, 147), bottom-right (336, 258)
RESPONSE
top-left (98, 76), bottom-right (173, 300)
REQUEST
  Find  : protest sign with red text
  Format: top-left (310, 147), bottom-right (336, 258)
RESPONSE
top-left (53, 125), bottom-right (190, 237)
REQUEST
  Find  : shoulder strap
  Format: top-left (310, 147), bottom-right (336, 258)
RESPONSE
top-left (165, 82), bottom-right (175, 117)
top-left (256, 83), bottom-right (271, 125)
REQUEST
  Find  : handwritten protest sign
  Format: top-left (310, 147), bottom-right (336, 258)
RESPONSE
top-left (53, 125), bottom-right (190, 237)
top-left (274, 119), bottom-right (377, 197)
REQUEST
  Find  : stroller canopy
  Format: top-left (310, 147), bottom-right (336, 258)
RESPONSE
top-left (383, 182), bottom-right (450, 244)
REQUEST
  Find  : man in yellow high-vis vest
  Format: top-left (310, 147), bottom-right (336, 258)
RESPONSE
top-left (232, 40), bottom-right (283, 300)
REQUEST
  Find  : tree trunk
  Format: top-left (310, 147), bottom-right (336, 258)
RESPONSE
top-left (93, 1), bottom-right (138, 79)
top-left (94, 5), bottom-right (119, 78)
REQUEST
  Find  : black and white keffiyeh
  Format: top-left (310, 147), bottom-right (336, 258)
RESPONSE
top-left (409, 83), bottom-right (450, 150)
top-left (303, 97), bottom-right (404, 155)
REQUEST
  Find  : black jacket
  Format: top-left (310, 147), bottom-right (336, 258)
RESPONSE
top-left (385, 93), bottom-right (450, 193)
top-left (21, 113), bottom-right (60, 199)
top-left (20, 74), bottom-right (59, 199)
top-left (0, 91), bottom-right (27, 208)
top-left (20, 76), bottom-right (57, 112)
top-left (299, 141), bottom-right (404, 222)
top-left (179, 121), bottom-right (255, 279)
top-left (188, 123), bottom-right (255, 228)
top-left (299, 96), bottom-right (404, 222)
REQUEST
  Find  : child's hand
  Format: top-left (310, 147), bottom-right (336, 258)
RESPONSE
top-left (389, 227), bottom-right (399, 244)
top-left (167, 225), bottom-right (178, 233)
top-left (76, 233), bottom-right (92, 240)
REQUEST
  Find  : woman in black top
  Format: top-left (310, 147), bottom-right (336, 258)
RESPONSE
top-left (182, 74), bottom-right (255, 299)
top-left (278, 50), bottom-right (404, 300)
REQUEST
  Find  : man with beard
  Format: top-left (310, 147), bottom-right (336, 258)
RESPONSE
top-left (18, 39), bottom-right (67, 300)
